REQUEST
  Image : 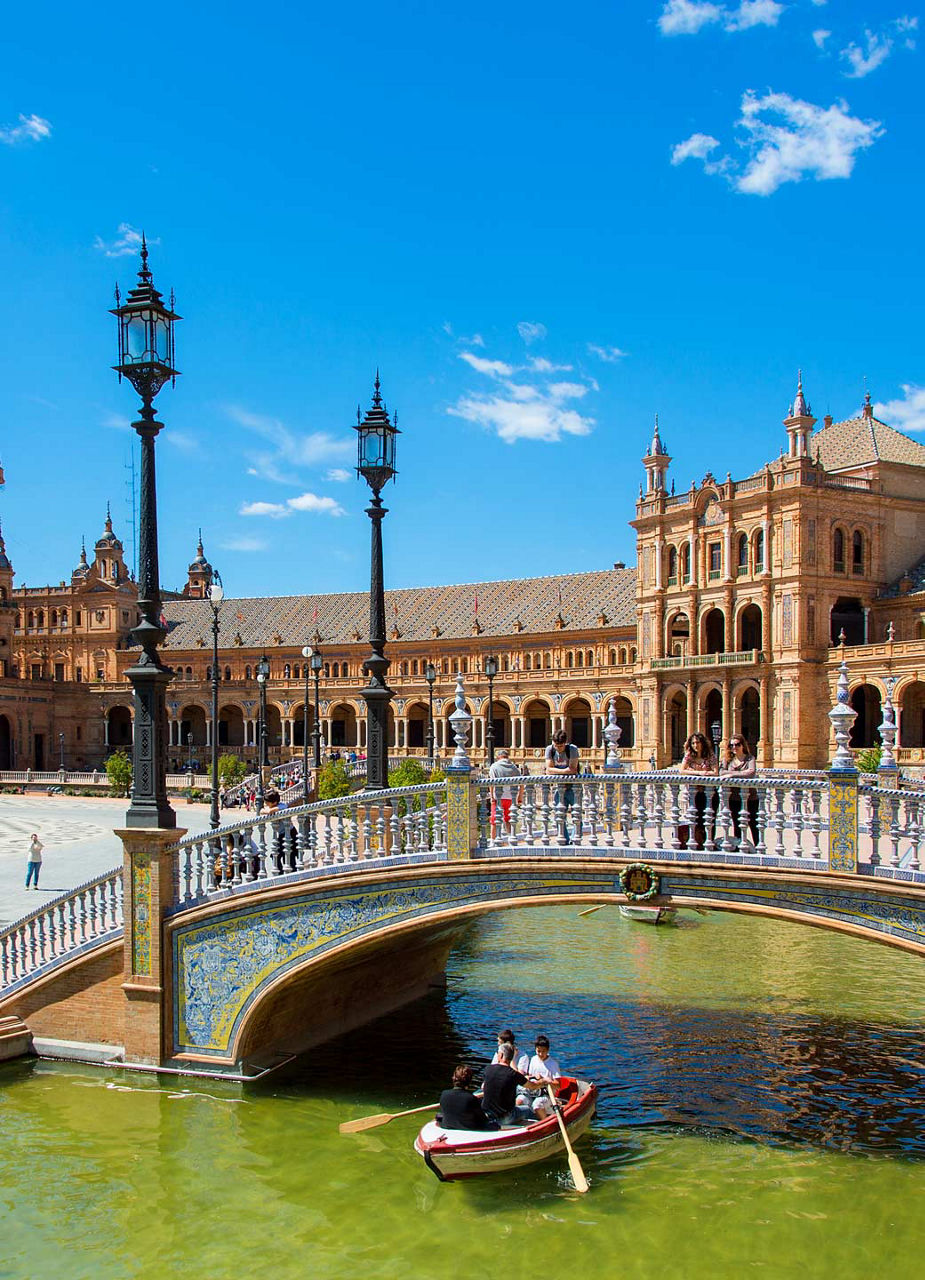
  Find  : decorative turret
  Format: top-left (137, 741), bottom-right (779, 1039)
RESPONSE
top-left (783, 371), bottom-right (816, 458)
top-left (71, 537), bottom-right (91, 583)
top-left (0, 518), bottom-right (12, 605)
top-left (93, 504), bottom-right (127, 583)
top-left (184, 530), bottom-right (214, 598)
top-left (642, 415), bottom-right (671, 495)
top-left (862, 388), bottom-right (874, 419)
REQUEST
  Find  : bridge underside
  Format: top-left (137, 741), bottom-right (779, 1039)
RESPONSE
top-left (165, 859), bottom-right (925, 1071)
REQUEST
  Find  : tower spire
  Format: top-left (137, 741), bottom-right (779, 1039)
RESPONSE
top-left (783, 371), bottom-right (815, 457)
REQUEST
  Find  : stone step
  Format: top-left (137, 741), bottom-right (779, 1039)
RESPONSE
top-left (0, 1015), bottom-right (33, 1062)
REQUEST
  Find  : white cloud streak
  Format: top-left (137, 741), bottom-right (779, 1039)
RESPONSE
top-left (93, 223), bottom-right (157, 258)
top-left (657, 0), bottom-right (782, 35)
top-left (672, 90), bottom-right (883, 195)
top-left (220, 536), bottom-right (268, 552)
top-left (813, 29), bottom-right (832, 49)
top-left (517, 321), bottom-right (547, 344)
top-left (449, 345), bottom-right (595, 443)
top-left (587, 344), bottom-right (629, 363)
top-left (874, 384), bottom-right (925, 434)
top-left (325, 467), bottom-right (352, 482)
top-left (459, 352), bottom-right (515, 377)
top-left (840, 18), bottom-right (918, 79)
top-left (226, 405), bottom-right (353, 485)
top-left (240, 490), bottom-right (346, 519)
top-left (0, 113), bottom-right (51, 145)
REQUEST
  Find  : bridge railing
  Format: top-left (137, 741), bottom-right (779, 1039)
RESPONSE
top-left (171, 781), bottom-right (448, 908)
top-left (0, 868), bottom-right (123, 993)
top-left (859, 782), bottom-right (925, 871)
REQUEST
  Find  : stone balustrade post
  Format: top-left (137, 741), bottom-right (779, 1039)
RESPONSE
top-left (827, 652), bottom-right (859, 873)
top-left (446, 676), bottom-right (477, 859)
top-left (117, 825), bottom-right (186, 1065)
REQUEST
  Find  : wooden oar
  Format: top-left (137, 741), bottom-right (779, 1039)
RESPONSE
top-left (547, 1085), bottom-right (590, 1193)
top-left (577, 904), bottom-right (605, 917)
top-left (339, 1102), bottom-right (437, 1134)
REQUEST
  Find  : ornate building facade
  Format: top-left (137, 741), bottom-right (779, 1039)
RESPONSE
top-left (2, 380), bottom-right (924, 774)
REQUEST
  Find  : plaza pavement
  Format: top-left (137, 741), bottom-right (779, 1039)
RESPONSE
top-left (0, 795), bottom-right (214, 929)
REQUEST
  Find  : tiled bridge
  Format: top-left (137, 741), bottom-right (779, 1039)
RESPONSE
top-left (2, 766), bottom-right (924, 1076)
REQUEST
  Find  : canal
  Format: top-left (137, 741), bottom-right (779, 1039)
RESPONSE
top-left (2, 905), bottom-right (924, 1278)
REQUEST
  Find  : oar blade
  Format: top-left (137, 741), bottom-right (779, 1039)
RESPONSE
top-left (339, 1112), bottom-right (393, 1134)
top-left (578, 905), bottom-right (604, 917)
top-left (568, 1150), bottom-right (590, 1193)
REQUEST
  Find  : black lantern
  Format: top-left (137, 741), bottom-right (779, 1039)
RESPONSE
top-left (208, 572), bottom-right (224, 830)
top-left (484, 655), bottom-right (498, 765)
top-left (354, 373), bottom-right (399, 791)
top-left (112, 238), bottom-right (180, 829)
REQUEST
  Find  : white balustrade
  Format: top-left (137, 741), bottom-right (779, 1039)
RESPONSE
top-left (0, 870), bottom-right (123, 990)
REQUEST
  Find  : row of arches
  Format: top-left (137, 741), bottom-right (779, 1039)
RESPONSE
top-left (19, 607), bottom-right (70, 630)
top-left (663, 686), bottom-right (761, 761)
top-left (666, 604), bottom-right (763, 657)
top-left (832, 526), bottom-right (866, 577)
top-left (848, 682), bottom-right (925, 749)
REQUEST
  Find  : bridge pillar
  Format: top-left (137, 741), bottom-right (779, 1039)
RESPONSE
top-left (827, 769), bottom-right (858, 873)
top-left (116, 826), bottom-right (185, 1065)
top-left (445, 773), bottom-right (478, 858)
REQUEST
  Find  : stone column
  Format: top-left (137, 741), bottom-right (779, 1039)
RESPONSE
top-left (686, 678), bottom-right (696, 738)
top-left (722, 676), bottom-right (732, 740)
top-left (117, 826), bottom-right (186, 1066)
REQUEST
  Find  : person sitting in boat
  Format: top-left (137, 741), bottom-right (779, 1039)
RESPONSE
top-left (521, 1035), bottom-right (562, 1119)
top-left (438, 1065), bottom-right (499, 1132)
top-left (482, 1043), bottom-right (534, 1126)
top-left (491, 1029), bottom-right (529, 1074)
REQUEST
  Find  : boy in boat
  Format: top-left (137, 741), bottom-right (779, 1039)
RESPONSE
top-left (438, 1065), bottom-right (499, 1132)
top-left (520, 1035), bottom-right (562, 1119)
top-left (482, 1043), bottom-right (535, 1126)
top-left (491, 1029), bottom-right (529, 1074)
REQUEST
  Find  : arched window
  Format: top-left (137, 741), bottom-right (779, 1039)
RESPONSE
top-left (206, 665), bottom-right (212, 682)
top-left (502, 656), bottom-right (509, 672)
top-left (524, 654), bottom-right (532, 671)
top-left (452, 659), bottom-right (459, 673)
top-left (245, 665), bottom-right (252, 680)
top-left (50, 609), bottom-right (58, 627)
top-left (833, 528), bottom-right (846, 573)
top-left (442, 659), bottom-right (449, 674)
top-left (412, 659), bottom-right (419, 675)
top-left (224, 666), bottom-right (231, 681)
top-left (609, 649), bottom-right (617, 665)
top-left (566, 651), bottom-right (574, 668)
top-left (36, 610), bottom-right (44, 627)
top-left (401, 661), bottom-right (408, 676)
top-left (185, 666), bottom-right (193, 681)
top-left (586, 650), bottom-right (593, 666)
top-left (283, 664), bottom-right (291, 679)
top-left (852, 530), bottom-right (864, 576)
top-left (667, 545), bottom-right (678, 583)
top-left (342, 663), bottom-right (350, 677)
top-left (27, 610), bottom-right (34, 629)
top-left (737, 534), bottom-right (748, 574)
top-left (60, 608), bottom-right (68, 626)
top-left (630, 647), bottom-right (637, 663)
top-left (681, 543), bottom-right (691, 582)
top-left (544, 653), bottom-right (551, 669)
top-left (534, 653), bottom-right (541, 669)
top-left (324, 663), bottom-right (330, 678)
top-left (462, 658), bottom-right (468, 674)
top-left (754, 529), bottom-right (765, 573)
top-left (619, 648), bottom-right (627, 664)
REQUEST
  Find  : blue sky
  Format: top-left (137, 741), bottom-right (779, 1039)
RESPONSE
top-left (0, 1), bottom-right (921, 599)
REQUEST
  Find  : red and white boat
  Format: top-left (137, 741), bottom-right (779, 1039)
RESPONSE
top-left (414, 1078), bottom-right (597, 1181)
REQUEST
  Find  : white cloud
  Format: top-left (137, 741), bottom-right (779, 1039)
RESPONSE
top-left (587, 343), bottom-right (629, 363)
top-left (548, 381), bottom-right (589, 401)
top-left (813, 29), bottom-right (832, 49)
top-left (517, 321), bottom-right (547, 345)
top-left (657, 0), bottom-right (781, 35)
top-left (164, 431), bottom-right (198, 453)
top-left (226, 405), bottom-right (352, 484)
top-left (672, 90), bottom-right (882, 195)
top-left (287, 492), bottom-right (345, 516)
top-left (449, 393), bottom-right (594, 444)
top-left (325, 467), bottom-right (352, 482)
top-left (658, 0), bottom-right (722, 34)
top-left (443, 321), bottom-right (485, 347)
top-left (240, 500), bottom-right (290, 518)
top-left (841, 18), bottom-right (918, 78)
top-left (529, 357), bottom-right (573, 373)
top-left (874, 384), bottom-right (925, 434)
top-left (93, 223), bottom-right (158, 258)
top-left (102, 412), bottom-right (132, 432)
top-left (459, 351), bottom-right (515, 377)
top-left (220, 536), bottom-right (268, 553)
top-left (0, 113), bottom-right (51, 145)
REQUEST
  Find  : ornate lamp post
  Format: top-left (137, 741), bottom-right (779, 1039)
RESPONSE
top-left (58, 732), bottom-right (65, 771)
top-left (425, 661), bottom-right (437, 762)
top-left (354, 373), bottom-right (399, 791)
top-left (208, 572), bottom-right (224, 829)
top-left (310, 647), bottom-right (323, 770)
top-left (484, 655), bottom-right (498, 764)
top-left (111, 237), bottom-right (180, 828)
top-left (301, 645), bottom-right (312, 802)
top-left (186, 732), bottom-right (193, 774)
top-left (256, 655), bottom-right (270, 768)
top-left (710, 719), bottom-right (722, 763)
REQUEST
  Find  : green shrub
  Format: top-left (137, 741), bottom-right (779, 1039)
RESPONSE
top-left (855, 745), bottom-right (882, 774)
top-left (388, 759), bottom-right (429, 789)
top-left (105, 749), bottom-right (133, 797)
top-left (427, 766), bottom-right (446, 784)
top-left (218, 754), bottom-right (247, 786)
top-left (318, 760), bottom-right (352, 800)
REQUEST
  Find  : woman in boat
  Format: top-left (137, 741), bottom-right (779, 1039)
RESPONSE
top-left (678, 732), bottom-right (718, 849)
top-left (437, 1066), bottom-right (499, 1131)
top-left (721, 733), bottom-right (759, 846)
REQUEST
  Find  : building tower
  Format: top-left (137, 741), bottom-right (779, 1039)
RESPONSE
top-left (783, 371), bottom-right (816, 458)
top-left (184, 531), bottom-right (213, 598)
top-left (642, 416), bottom-right (671, 495)
top-left (93, 505), bottom-right (127, 584)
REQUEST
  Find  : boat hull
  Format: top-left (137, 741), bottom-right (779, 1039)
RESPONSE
top-left (619, 903), bottom-right (676, 924)
top-left (414, 1080), bottom-right (597, 1181)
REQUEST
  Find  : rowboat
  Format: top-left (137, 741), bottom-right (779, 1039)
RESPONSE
top-left (414, 1078), bottom-right (597, 1181)
top-left (619, 903), bottom-right (677, 925)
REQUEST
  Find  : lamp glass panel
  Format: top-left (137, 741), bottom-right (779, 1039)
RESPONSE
top-left (125, 316), bottom-right (148, 362)
top-left (154, 316), bottom-right (172, 364)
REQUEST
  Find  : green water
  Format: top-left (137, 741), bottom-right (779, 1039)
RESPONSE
top-left (2, 907), bottom-right (925, 1279)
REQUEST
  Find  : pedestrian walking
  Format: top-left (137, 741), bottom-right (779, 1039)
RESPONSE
top-left (26, 833), bottom-right (44, 889)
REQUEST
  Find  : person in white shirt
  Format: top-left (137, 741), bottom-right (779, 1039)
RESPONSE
top-left (521, 1035), bottom-right (561, 1118)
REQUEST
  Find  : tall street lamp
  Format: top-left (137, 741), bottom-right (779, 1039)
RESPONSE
top-left (58, 732), bottom-right (65, 771)
top-left (301, 645), bottom-right (312, 802)
top-left (111, 236), bottom-right (180, 828)
top-left (354, 373), bottom-right (399, 791)
top-left (308, 646), bottom-right (323, 770)
top-left (186, 732), bottom-right (194, 774)
top-left (484, 655), bottom-right (498, 765)
top-left (208, 572), bottom-right (224, 829)
top-left (425, 661), bottom-right (437, 763)
top-left (256, 655), bottom-right (270, 768)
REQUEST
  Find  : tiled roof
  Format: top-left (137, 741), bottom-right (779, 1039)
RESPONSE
top-left (161, 568), bottom-right (638, 651)
top-left (813, 414), bottom-right (925, 471)
top-left (880, 554), bottom-right (925, 600)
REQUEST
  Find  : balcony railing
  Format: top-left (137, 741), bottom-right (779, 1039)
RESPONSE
top-left (651, 648), bottom-right (763, 671)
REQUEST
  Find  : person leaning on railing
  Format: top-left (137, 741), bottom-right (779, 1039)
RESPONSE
top-left (678, 732), bottom-right (718, 850)
top-left (721, 734), bottom-right (759, 846)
